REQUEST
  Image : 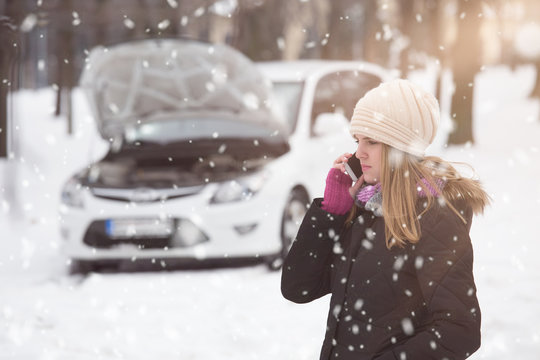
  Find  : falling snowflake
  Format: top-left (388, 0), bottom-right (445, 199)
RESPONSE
top-left (332, 304), bottom-right (342, 318)
top-left (393, 256), bottom-right (405, 271)
top-left (414, 256), bottom-right (424, 269)
top-left (401, 318), bottom-right (414, 335)
top-left (167, 0), bottom-right (178, 8)
top-left (123, 18), bottom-right (135, 29)
top-left (158, 19), bottom-right (171, 30)
top-left (354, 299), bottom-right (364, 311)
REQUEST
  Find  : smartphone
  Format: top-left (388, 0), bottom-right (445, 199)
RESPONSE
top-left (344, 153), bottom-right (362, 182)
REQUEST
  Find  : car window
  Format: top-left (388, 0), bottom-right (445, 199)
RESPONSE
top-left (311, 71), bottom-right (381, 135)
top-left (269, 82), bottom-right (303, 134)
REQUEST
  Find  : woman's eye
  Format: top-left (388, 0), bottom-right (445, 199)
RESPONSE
top-left (354, 139), bottom-right (359, 144)
top-left (368, 140), bottom-right (379, 145)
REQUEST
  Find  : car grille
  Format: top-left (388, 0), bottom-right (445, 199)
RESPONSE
top-left (90, 185), bottom-right (204, 202)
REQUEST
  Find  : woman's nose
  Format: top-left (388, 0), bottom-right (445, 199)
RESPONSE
top-left (356, 144), bottom-right (366, 159)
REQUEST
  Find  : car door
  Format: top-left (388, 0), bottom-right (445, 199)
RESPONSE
top-left (307, 70), bottom-right (382, 193)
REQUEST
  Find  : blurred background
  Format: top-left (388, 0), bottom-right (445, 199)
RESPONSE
top-left (1, 1), bottom-right (540, 359)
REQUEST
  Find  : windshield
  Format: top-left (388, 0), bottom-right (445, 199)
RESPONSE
top-left (124, 117), bottom-right (281, 145)
top-left (269, 82), bottom-right (303, 133)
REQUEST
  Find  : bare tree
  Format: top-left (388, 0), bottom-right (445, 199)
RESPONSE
top-left (0, 15), bottom-right (18, 157)
top-left (0, 15), bottom-right (21, 217)
top-left (447, 0), bottom-right (483, 145)
top-left (54, 0), bottom-right (75, 135)
top-left (321, 0), bottom-right (378, 62)
top-left (396, 0), bottom-right (415, 78)
top-left (231, 0), bottom-right (287, 61)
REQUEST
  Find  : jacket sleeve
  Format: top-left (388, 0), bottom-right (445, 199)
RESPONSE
top-left (375, 210), bottom-right (481, 360)
top-left (280, 198), bottom-right (348, 304)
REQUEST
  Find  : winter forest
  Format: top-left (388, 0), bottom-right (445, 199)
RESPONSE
top-left (1, 0), bottom-right (540, 359)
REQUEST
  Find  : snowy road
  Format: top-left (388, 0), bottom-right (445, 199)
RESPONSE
top-left (1, 213), bottom-right (329, 359)
top-left (1, 256), bottom-right (328, 359)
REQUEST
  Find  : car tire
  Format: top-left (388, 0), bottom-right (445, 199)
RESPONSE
top-left (68, 259), bottom-right (97, 275)
top-left (68, 259), bottom-right (119, 275)
top-left (266, 187), bottom-right (309, 271)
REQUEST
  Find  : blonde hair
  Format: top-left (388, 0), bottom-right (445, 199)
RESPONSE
top-left (346, 144), bottom-right (491, 249)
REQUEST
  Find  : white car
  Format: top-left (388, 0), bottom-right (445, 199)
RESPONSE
top-left (59, 39), bottom-right (391, 273)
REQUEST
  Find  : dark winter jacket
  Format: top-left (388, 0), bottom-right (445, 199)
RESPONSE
top-left (281, 198), bottom-right (481, 360)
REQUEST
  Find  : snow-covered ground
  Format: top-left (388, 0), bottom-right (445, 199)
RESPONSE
top-left (1, 65), bottom-right (540, 359)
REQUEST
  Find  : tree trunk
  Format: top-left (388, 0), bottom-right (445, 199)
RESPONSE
top-left (447, 0), bottom-right (482, 145)
top-left (54, 0), bottom-right (75, 134)
top-left (398, 0), bottom-right (415, 78)
top-left (0, 15), bottom-right (21, 218)
top-left (322, 0), bottom-right (372, 61)
top-left (529, 60), bottom-right (540, 99)
top-left (232, 0), bottom-right (286, 61)
top-left (0, 16), bottom-right (17, 158)
top-left (362, 0), bottom-right (385, 65)
top-left (428, 1), bottom-right (444, 102)
top-left (449, 71), bottom-right (475, 144)
top-left (322, 0), bottom-right (352, 60)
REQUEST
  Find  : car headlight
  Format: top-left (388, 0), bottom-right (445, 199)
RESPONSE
top-left (61, 178), bottom-right (84, 208)
top-left (210, 171), bottom-right (268, 204)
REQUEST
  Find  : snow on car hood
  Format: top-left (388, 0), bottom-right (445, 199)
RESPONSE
top-left (80, 39), bottom-right (286, 140)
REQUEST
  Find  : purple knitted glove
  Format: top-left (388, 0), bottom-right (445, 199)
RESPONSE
top-left (321, 168), bottom-right (354, 215)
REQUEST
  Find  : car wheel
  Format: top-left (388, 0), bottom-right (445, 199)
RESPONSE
top-left (267, 188), bottom-right (309, 271)
top-left (68, 259), bottom-right (97, 275)
top-left (68, 259), bottom-right (119, 275)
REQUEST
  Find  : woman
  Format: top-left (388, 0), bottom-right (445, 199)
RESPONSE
top-left (281, 79), bottom-right (490, 360)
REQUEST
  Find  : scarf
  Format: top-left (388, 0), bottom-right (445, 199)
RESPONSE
top-left (356, 178), bottom-right (446, 217)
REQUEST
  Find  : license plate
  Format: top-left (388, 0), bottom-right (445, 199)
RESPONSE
top-left (105, 218), bottom-right (174, 239)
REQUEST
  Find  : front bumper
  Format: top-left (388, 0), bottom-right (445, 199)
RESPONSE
top-left (59, 183), bottom-right (285, 261)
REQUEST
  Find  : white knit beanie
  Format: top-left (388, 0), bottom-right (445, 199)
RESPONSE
top-left (349, 79), bottom-right (439, 157)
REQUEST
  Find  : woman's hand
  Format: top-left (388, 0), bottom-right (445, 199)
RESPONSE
top-left (332, 153), bottom-right (353, 173)
top-left (331, 153), bottom-right (365, 200)
top-left (321, 153), bottom-right (365, 215)
top-left (349, 174), bottom-right (364, 199)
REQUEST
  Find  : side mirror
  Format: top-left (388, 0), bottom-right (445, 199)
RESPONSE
top-left (313, 112), bottom-right (349, 137)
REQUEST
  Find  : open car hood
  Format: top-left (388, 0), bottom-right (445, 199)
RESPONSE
top-left (80, 39), bottom-right (286, 140)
